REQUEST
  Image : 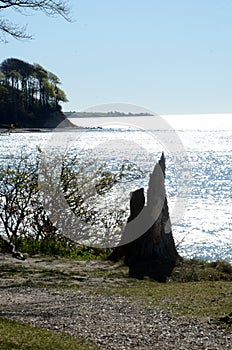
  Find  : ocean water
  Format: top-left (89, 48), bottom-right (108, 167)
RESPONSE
top-left (0, 114), bottom-right (231, 262)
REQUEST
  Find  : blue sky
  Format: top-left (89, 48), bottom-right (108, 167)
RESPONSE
top-left (1, 0), bottom-right (232, 114)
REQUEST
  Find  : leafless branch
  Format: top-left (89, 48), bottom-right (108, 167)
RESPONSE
top-left (0, 0), bottom-right (71, 40)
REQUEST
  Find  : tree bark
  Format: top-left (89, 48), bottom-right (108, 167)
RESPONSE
top-left (108, 153), bottom-right (181, 282)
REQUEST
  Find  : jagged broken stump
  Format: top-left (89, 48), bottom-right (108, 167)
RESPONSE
top-left (108, 153), bottom-right (181, 282)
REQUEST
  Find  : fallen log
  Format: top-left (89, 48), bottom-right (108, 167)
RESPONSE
top-left (0, 235), bottom-right (26, 260)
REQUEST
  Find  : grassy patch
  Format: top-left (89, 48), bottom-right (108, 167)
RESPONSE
top-left (0, 236), bottom-right (110, 260)
top-left (0, 318), bottom-right (99, 350)
top-left (169, 258), bottom-right (232, 282)
top-left (90, 279), bottom-right (232, 321)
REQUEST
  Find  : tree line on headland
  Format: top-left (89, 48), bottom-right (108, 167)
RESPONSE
top-left (0, 57), bottom-right (69, 128)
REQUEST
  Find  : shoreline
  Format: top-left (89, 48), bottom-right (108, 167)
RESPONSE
top-left (0, 125), bottom-right (96, 133)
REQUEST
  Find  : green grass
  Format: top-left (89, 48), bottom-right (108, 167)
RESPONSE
top-left (0, 236), bottom-right (110, 260)
top-left (0, 318), bottom-right (99, 350)
top-left (89, 279), bottom-right (232, 321)
top-left (169, 258), bottom-right (232, 282)
top-left (82, 259), bottom-right (232, 325)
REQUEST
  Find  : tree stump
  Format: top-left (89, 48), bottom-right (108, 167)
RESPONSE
top-left (108, 153), bottom-right (181, 282)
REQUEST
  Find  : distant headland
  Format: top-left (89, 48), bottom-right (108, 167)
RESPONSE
top-left (65, 111), bottom-right (154, 118)
top-left (0, 58), bottom-right (72, 129)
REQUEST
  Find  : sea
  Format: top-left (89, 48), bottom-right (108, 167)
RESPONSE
top-left (0, 113), bottom-right (231, 262)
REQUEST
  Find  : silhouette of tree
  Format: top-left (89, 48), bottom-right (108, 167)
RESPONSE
top-left (0, 57), bottom-right (68, 126)
top-left (0, 0), bottom-right (71, 41)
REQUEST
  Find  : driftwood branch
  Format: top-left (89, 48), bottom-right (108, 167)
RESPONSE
top-left (0, 235), bottom-right (26, 260)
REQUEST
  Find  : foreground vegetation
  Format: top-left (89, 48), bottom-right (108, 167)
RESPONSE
top-left (0, 317), bottom-right (99, 350)
top-left (0, 151), bottom-right (142, 250)
top-left (0, 235), bottom-right (109, 260)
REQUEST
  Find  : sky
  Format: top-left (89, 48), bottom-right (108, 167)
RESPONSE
top-left (1, 0), bottom-right (232, 115)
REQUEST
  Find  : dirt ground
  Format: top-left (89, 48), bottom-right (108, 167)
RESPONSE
top-left (0, 254), bottom-right (231, 350)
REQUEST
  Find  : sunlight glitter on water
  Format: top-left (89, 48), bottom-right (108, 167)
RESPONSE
top-left (0, 113), bottom-right (231, 261)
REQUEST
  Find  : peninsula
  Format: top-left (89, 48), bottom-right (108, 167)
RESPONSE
top-left (0, 58), bottom-right (71, 129)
